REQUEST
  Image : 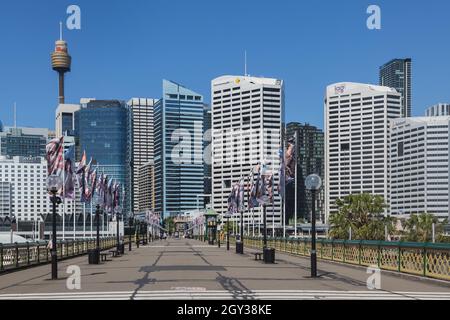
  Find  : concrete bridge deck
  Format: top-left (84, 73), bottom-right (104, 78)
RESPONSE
top-left (0, 238), bottom-right (449, 300)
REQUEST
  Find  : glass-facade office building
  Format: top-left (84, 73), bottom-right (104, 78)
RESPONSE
top-left (154, 80), bottom-right (205, 218)
top-left (0, 127), bottom-right (47, 158)
top-left (379, 58), bottom-right (412, 118)
top-left (75, 100), bottom-right (129, 214)
top-left (286, 122), bottom-right (325, 222)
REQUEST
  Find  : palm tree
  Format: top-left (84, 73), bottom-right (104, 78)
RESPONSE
top-left (329, 193), bottom-right (395, 241)
top-left (401, 213), bottom-right (447, 242)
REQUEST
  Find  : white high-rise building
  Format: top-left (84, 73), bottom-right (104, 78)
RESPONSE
top-left (390, 116), bottom-right (450, 219)
top-left (426, 103), bottom-right (450, 117)
top-left (324, 83), bottom-right (402, 220)
top-left (211, 76), bottom-right (284, 230)
top-left (127, 98), bottom-right (157, 213)
top-left (0, 181), bottom-right (11, 217)
top-left (55, 103), bottom-right (80, 137)
top-left (0, 156), bottom-right (80, 222)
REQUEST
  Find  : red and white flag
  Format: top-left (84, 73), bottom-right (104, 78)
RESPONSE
top-left (46, 137), bottom-right (64, 176)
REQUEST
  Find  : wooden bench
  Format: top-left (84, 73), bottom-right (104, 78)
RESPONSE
top-left (109, 250), bottom-right (121, 258)
top-left (253, 252), bottom-right (263, 261)
top-left (100, 252), bottom-right (109, 262)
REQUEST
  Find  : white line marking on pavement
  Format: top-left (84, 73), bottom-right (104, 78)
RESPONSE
top-left (1, 290), bottom-right (449, 300)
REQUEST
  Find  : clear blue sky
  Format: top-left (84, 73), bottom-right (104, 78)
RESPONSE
top-left (0, 0), bottom-right (449, 130)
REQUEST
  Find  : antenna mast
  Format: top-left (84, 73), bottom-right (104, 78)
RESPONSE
top-left (244, 50), bottom-right (247, 76)
top-left (14, 102), bottom-right (17, 128)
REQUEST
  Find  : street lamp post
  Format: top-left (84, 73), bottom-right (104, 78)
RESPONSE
top-left (225, 215), bottom-right (231, 251)
top-left (128, 215), bottom-right (133, 251)
top-left (115, 207), bottom-right (121, 253)
top-left (305, 174), bottom-right (322, 278)
top-left (263, 205), bottom-right (267, 248)
top-left (95, 205), bottom-right (101, 252)
top-left (47, 174), bottom-right (63, 280)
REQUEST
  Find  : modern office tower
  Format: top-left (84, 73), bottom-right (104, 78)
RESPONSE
top-left (51, 30), bottom-right (71, 104)
top-left (203, 105), bottom-right (212, 206)
top-left (379, 58), bottom-right (412, 118)
top-left (127, 98), bottom-right (157, 214)
top-left (211, 75), bottom-right (284, 228)
top-left (426, 103), bottom-right (450, 117)
top-left (154, 80), bottom-right (205, 218)
top-left (325, 83), bottom-right (402, 220)
top-left (391, 116), bottom-right (450, 219)
top-left (137, 161), bottom-right (155, 212)
top-left (55, 103), bottom-right (80, 137)
top-left (76, 99), bottom-right (129, 213)
top-left (0, 127), bottom-right (48, 158)
top-left (286, 122), bottom-right (325, 222)
top-left (0, 181), bottom-right (12, 217)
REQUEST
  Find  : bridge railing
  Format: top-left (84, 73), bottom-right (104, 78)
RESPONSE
top-left (0, 237), bottom-right (129, 273)
top-left (234, 237), bottom-right (450, 281)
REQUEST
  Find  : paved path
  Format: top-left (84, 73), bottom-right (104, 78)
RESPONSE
top-left (0, 239), bottom-right (449, 300)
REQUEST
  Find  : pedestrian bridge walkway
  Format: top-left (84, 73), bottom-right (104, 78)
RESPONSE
top-left (0, 239), bottom-right (449, 300)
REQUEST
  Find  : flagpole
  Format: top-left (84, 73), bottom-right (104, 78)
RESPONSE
top-left (83, 202), bottom-right (86, 238)
top-left (252, 208), bottom-right (255, 237)
top-left (90, 201), bottom-right (93, 238)
top-left (294, 131), bottom-right (298, 239)
top-left (62, 147), bottom-right (66, 241)
top-left (72, 200), bottom-right (75, 239)
top-left (272, 152), bottom-right (275, 238)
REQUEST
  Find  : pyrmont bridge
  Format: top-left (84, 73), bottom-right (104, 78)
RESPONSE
top-left (0, 235), bottom-right (449, 300)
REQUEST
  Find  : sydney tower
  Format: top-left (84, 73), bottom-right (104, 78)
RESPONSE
top-left (51, 24), bottom-right (72, 104)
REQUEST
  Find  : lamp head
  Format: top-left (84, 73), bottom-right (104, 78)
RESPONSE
top-left (305, 174), bottom-right (322, 191)
top-left (47, 174), bottom-right (63, 193)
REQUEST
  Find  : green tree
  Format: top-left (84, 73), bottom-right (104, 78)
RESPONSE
top-left (164, 217), bottom-right (175, 235)
top-left (329, 194), bottom-right (396, 241)
top-left (401, 213), bottom-right (448, 243)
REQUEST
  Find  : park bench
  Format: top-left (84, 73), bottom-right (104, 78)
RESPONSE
top-left (100, 252), bottom-right (109, 262)
top-left (253, 252), bottom-right (263, 261)
top-left (109, 250), bottom-right (121, 258)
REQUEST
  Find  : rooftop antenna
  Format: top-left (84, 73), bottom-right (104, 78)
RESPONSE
top-left (59, 21), bottom-right (63, 40)
top-left (244, 50), bottom-right (248, 76)
top-left (13, 102), bottom-right (17, 128)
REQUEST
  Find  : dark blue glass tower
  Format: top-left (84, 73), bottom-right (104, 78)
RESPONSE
top-left (76, 100), bottom-right (129, 213)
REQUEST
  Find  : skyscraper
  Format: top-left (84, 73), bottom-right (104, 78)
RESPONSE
top-left (154, 80), bottom-right (205, 218)
top-left (203, 105), bottom-right (212, 206)
top-left (55, 103), bottom-right (80, 137)
top-left (76, 99), bottom-right (129, 213)
top-left (286, 122), bottom-right (325, 222)
top-left (211, 75), bottom-right (284, 229)
top-left (0, 127), bottom-right (48, 158)
top-left (325, 83), bottom-right (402, 220)
top-left (137, 160), bottom-right (155, 212)
top-left (391, 116), bottom-right (450, 219)
top-left (379, 58), bottom-right (412, 118)
top-left (426, 103), bottom-right (450, 117)
top-left (127, 98), bottom-right (157, 213)
top-left (0, 181), bottom-right (11, 218)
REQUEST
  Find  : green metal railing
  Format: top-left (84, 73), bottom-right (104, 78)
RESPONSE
top-left (0, 237), bottom-right (129, 273)
top-left (231, 237), bottom-right (450, 281)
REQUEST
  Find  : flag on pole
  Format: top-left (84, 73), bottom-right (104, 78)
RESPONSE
top-left (277, 149), bottom-right (286, 199)
top-left (63, 159), bottom-right (75, 200)
top-left (46, 137), bottom-right (64, 176)
top-left (285, 138), bottom-right (296, 186)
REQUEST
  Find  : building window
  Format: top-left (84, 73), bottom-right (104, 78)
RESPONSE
top-left (341, 143), bottom-right (350, 152)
